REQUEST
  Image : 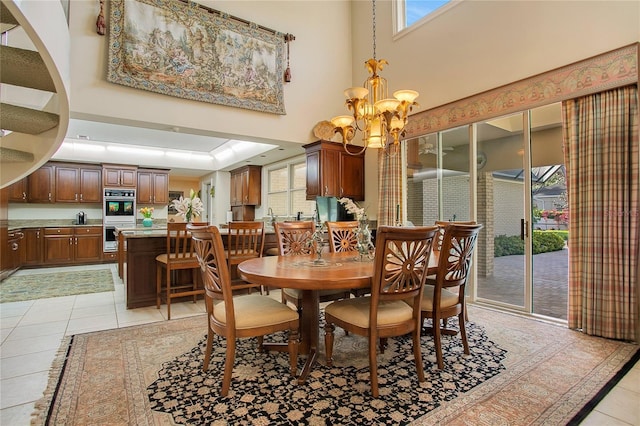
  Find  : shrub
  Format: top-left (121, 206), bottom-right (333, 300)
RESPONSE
top-left (532, 230), bottom-right (565, 254)
top-left (494, 235), bottom-right (524, 257)
top-left (494, 231), bottom-right (566, 257)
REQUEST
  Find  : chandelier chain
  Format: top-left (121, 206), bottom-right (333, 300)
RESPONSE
top-left (372, 0), bottom-right (377, 60)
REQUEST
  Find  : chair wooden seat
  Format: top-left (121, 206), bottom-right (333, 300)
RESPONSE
top-left (275, 221), bottom-right (351, 309)
top-left (420, 223), bottom-right (483, 369)
top-left (324, 225), bottom-right (438, 398)
top-left (156, 222), bottom-right (207, 320)
top-left (326, 220), bottom-right (370, 297)
top-left (227, 221), bottom-right (265, 294)
top-left (187, 224), bottom-right (299, 397)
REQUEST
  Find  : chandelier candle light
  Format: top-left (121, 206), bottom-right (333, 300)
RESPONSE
top-left (330, 0), bottom-right (419, 155)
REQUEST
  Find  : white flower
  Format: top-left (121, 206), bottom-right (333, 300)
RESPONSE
top-left (338, 197), bottom-right (366, 221)
top-left (172, 189), bottom-right (203, 220)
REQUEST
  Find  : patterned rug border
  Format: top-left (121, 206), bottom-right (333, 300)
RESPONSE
top-left (31, 309), bottom-right (639, 425)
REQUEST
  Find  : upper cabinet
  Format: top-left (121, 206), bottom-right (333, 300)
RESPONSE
top-left (303, 140), bottom-right (365, 201)
top-left (137, 169), bottom-right (169, 204)
top-left (103, 165), bottom-right (137, 188)
top-left (54, 163), bottom-right (102, 203)
top-left (27, 164), bottom-right (55, 203)
top-left (230, 165), bottom-right (261, 206)
top-left (7, 177), bottom-right (28, 202)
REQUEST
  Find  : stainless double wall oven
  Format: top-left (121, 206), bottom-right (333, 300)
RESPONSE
top-left (103, 188), bottom-right (136, 252)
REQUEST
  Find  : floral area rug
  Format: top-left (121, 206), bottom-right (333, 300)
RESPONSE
top-left (0, 269), bottom-right (115, 303)
top-left (33, 306), bottom-right (639, 425)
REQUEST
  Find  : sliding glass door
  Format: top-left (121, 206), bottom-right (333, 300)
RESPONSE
top-left (405, 102), bottom-right (568, 320)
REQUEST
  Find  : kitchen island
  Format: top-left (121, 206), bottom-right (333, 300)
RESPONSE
top-left (116, 224), bottom-right (277, 309)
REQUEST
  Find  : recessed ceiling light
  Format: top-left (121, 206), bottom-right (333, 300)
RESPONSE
top-left (77, 135), bottom-right (90, 140)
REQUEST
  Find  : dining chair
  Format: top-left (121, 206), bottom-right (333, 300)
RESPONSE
top-left (324, 225), bottom-right (438, 398)
top-left (433, 220), bottom-right (476, 256)
top-left (326, 220), bottom-right (371, 297)
top-left (326, 221), bottom-right (359, 253)
top-left (433, 220), bottom-right (476, 324)
top-left (274, 221), bottom-right (351, 311)
top-left (420, 223), bottom-right (483, 369)
top-left (226, 221), bottom-right (265, 294)
top-left (187, 224), bottom-right (300, 397)
top-left (156, 222), bottom-right (207, 320)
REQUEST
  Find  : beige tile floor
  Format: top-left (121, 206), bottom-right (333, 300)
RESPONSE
top-left (1, 264), bottom-right (638, 425)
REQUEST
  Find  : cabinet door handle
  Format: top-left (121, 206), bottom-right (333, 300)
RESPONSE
top-left (11, 243), bottom-right (18, 251)
top-left (69, 238), bottom-right (73, 245)
top-left (48, 192), bottom-right (52, 201)
top-left (80, 194), bottom-right (83, 201)
top-left (75, 193), bottom-right (78, 201)
top-left (22, 192), bottom-right (26, 200)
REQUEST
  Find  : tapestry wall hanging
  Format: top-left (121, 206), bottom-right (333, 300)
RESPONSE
top-left (108, 0), bottom-right (286, 114)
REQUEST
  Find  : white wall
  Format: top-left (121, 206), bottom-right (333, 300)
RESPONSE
top-left (68, 0), bottom-right (354, 147)
top-left (351, 1), bottom-right (639, 112)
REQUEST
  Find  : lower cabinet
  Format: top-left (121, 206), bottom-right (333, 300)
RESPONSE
top-left (43, 227), bottom-right (102, 265)
top-left (22, 228), bottom-right (43, 265)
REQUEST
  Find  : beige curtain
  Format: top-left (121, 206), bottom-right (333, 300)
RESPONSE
top-left (376, 144), bottom-right (402, 227)
top-left (562, 85), bottom-right (639, 341)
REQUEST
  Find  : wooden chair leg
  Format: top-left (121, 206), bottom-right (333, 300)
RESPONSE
top-left (166, 267), bottom-right (172, 320)
top-left (156, 264), bottom-right (162, 309)
top-left (459, 312), bottom-right (470, 354)
top-left (412, 328), bottom-right (425, 382)
top-left (433, 314), bottom-right (444, 369)
top-left (221, 337), bottom-right (236, 397)
top-left (288, 328), bottom-right (299, 376)
top-left (369, 332), bottom-right (379, 398)
top-left (203, 329), bottom-right (214, 371)
top-left (324, 322), bottom-right (335, 367)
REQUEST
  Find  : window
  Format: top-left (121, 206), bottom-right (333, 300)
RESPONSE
top-left (266, 158), bottom-right (315, 219)
top-left (396, 0), bottom-right (458, 33)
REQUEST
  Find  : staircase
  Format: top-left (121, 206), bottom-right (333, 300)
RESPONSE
top-left (0, 0), bottom-right (70, 188)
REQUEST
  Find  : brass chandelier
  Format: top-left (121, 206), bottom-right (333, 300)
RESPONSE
top-left (330, 0), bottom-right (419, 155)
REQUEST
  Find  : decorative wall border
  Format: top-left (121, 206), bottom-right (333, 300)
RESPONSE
top-left (405, 43), bottom-right (638, 137)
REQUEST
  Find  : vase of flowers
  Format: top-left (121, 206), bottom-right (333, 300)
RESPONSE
top-left (171, 189), bottom-right (204, 223)
top-left (139, 207), bottom-right (154, 227)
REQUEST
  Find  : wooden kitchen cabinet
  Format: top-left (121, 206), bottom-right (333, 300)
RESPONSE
top-left (21, 228), bottom-right (43, 265)
top-left (137, 169), bottom-right (169, 204)
top-left (103, 165), bottom-right (137, 188)
top-left (44, 228), bottom-right (74, 264)
top-left (28, 164), bottom-right (55, 203)
top-left (303, 140), bottom-right (365, 201)
top-left (3, 229), bottom-right (23, 279)
top-left (55, 163), bottom-right (102, 203)
top-left (230, 165), bottom-right (261, 206)
top-left (7, 178), bottom-right (28, 202)
top-left (43, 227), bottom-right (102, 265)
top-left (74, 227), bottom-right (103, 263)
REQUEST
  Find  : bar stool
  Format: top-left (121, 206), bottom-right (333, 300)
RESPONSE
top-left (156, 222), bottom-right (206, 320)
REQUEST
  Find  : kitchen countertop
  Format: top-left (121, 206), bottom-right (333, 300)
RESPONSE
top-left (116, 223), bottom-right (276, 238)
top-left (8, 219), bottom-right (104, 231)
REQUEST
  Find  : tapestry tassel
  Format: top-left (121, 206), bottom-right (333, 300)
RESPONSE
top-left (96, 0), bottom-right (106, 36)
top-left (284, 33), bottom-right (295, 82)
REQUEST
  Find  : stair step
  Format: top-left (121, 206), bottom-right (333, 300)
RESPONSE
top-left (0, 147), bottom-right (35, 163)
top-left (1, 46), bottom-right (56, 92)
top-left (0, 3), bottom-right (19, 26)
top-left (0, 103), bottom-right (59, 134)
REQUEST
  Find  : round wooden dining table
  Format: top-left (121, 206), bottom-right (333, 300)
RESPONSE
top-left (238, 251), bottom-right (374, 384)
